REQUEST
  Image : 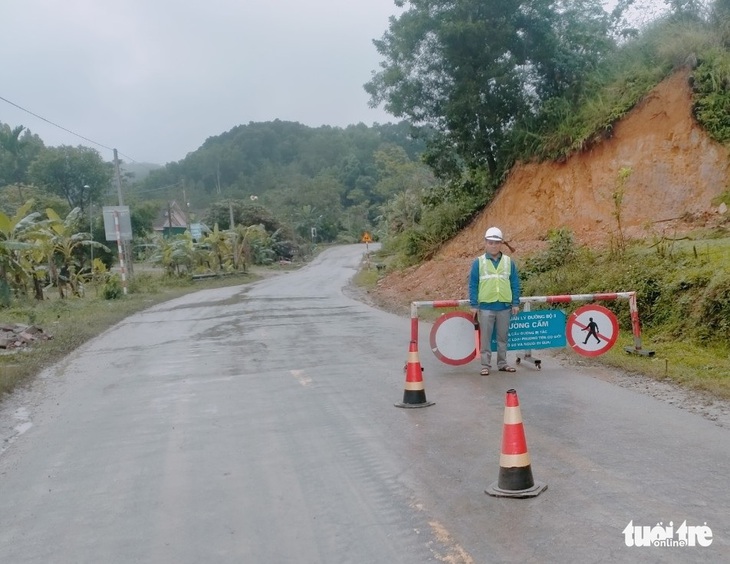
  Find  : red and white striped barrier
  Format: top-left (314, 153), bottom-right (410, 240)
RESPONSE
top-left (410, 291), bottom-right (652, 357)
top-left (113, 210), bottom-right (128, 296)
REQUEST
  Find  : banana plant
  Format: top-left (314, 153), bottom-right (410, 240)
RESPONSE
top-left (0, 201), bottom-right (42, 303)
top-left (201, 224), bottom-right (233, 272)
top-left (149, 233), bottom-right (195, 276)
top-left (230, 224), bottom-right (276, 270)
top-left (44, 207), bottom-right (109, 297)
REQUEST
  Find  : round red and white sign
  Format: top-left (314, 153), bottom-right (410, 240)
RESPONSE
top-left (566, 304), bottom-right (619, 357)
top-left (429, 311), bottom-right (478, 365)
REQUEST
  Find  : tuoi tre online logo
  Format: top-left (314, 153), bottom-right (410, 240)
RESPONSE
top-left (623, 520), bottom-right (713, 547)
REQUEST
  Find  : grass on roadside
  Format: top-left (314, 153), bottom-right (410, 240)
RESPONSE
top-left (602, 333), bottom-right (730, 399)
top-left (0, 270), bottom-right (261, 398)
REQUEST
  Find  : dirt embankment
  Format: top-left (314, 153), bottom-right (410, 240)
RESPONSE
top-left (374, 69), bottom-right (729, 306)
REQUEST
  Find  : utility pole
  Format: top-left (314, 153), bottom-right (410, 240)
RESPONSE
top-left (182, 186), bottom-right (190, 230)
top-left (85, 185), bottom-right (93, 267)
top-left (229, 199), bottom-right (238, 269)
top-left (113, 148), bottom-right (132, 274)
top-left (167, 200), bottom-right (173, 238)
top-left (113, 148), bottom-right (124, 206)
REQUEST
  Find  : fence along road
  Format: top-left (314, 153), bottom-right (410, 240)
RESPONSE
top-left (0, 243), bottom-right (727, 563)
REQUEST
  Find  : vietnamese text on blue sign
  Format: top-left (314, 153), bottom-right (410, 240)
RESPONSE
top-left (490, 310), bottom-right (566, 351)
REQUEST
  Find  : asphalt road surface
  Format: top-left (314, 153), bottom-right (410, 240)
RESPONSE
top-left (0, 244), bottom-right (728, 563)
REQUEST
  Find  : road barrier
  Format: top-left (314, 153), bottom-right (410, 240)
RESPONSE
top-left (410, 291), bottom-right (654, 366)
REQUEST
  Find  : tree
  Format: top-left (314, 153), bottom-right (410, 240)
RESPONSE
top-left (372, 144), bottom-right (436, 202)
top-left (710, 0), bottom-right (730, 45)
top-left (0, 123), bottom-right (44, 188)
top-left (0, 184), bottom-right (70, 218)
top-left (365, 0), bottom-right (617, 186)
top-left (28, 145), bottom-right (113, 210)
top-left (665, 0), bottom-right (706, 19)
top-left (204, 200), bottom-right (284, 233)
top-left (378, 189), bottom-right (423, 236)
top-left (129, 201), bottom-right (163, 238)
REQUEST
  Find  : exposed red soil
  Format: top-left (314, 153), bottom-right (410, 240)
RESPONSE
top-left (374, 69), bottom-right (730, 306)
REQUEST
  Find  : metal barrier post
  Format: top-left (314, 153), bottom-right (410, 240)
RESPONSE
top-left (515, 300), bottom-right (542, 369)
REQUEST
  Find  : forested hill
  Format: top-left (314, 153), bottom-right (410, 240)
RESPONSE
top-left (130, 119), bottom-right (436, 242)
top-left (136, 121), bottom-right (424, 202)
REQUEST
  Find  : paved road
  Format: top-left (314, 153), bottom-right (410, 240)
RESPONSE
top-left (0, 244), bottom-right (727, 563)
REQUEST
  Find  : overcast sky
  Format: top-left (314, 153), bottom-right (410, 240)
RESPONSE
top-left (1, 1), bottom-right (671, 167)
top-left (1, 0), bottom-right (403, 165)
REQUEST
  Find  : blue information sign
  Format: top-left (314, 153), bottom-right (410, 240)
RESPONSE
top-left (490, 310), bottom-right (566, 351)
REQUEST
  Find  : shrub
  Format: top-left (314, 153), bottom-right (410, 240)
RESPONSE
top-left (522, 228), bottom-right (578, 277)
top-left (698, 275), bottom-right (730, 345)
top-left (102, 275), bottom-right (123, 300)
top-left (692, 49), bottom-right (730, 143)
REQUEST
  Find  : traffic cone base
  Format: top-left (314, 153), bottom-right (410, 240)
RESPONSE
top-left (395, 341), bottom-right (434, 408)
top-left (486, 388), bottom-right (546, 498)
top-left (486, 476), bottom-right (547, 498)
top-left (395, 390), bottom-right (435, 408)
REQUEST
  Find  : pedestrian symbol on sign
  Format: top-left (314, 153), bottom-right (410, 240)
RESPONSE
top-left (582, 317), bottom-right (601, 344)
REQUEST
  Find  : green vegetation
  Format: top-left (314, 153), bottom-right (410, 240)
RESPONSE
top-left (692, 48), bottom-right (730, 142)
top-left (522, 228), bottom-right (730, 398)
top-left (370, 1), bottom-right (730, 262)
top-left (133, 121), bottom-right (436, 245)
top-left (0, 202), bottom-right (299, 308)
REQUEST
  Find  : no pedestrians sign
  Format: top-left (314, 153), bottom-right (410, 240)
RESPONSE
top-left (566, 304), bottom-right (619, 357)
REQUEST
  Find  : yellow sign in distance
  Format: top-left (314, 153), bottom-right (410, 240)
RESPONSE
top-left (361, 232), bottom-right (372, 243)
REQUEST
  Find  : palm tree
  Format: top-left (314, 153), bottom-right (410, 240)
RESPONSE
top-left (0, 125), bottom-right (29, 192)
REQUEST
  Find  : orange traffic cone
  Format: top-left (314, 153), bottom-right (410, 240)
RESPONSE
top-left (395, 340), bottom-right (434, 408)
top-left (486, 388), bottom-right (547, 498)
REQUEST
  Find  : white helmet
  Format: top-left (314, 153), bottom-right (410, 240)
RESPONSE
top-left (484, 227), bottom-right (503, 241)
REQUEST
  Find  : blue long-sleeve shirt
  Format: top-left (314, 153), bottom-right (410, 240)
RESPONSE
top-left (468, 253), bottom-right (521, 310)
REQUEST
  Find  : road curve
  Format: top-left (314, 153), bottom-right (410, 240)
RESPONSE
top-left (0, 244), bottom-right (727, 563)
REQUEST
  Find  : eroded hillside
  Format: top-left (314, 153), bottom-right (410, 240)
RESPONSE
top-left (375, 69), bottom-right (730, 305)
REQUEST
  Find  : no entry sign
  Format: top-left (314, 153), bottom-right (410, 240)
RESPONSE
top-left (429, 311), bottom-right (477, 365)
top-left (566, 304), bottom-right (619, 357)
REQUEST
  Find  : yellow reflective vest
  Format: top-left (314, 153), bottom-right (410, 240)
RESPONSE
top-left (477, 254), bottom-right (512, 304)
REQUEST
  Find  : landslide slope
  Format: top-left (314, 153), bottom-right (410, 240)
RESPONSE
top-left (376, 69), bottom-right (730, 304)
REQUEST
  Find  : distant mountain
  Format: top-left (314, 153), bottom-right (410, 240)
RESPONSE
top-left (121, 161), bottom-right (162, 181)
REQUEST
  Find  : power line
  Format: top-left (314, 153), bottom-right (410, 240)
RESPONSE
top-left (0, 94), bottom-right (137, 163)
